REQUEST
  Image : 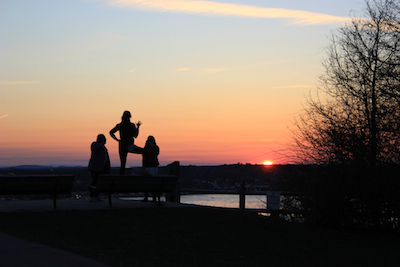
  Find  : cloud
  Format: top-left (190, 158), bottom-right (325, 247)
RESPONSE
top-left (102, 0), bottom-right (350, 25)
top-left (2, 80), bottom-right (40, 85)
top-left (0, 114), bottom-right (10, 119)
top-left (174, 68), bottom-right (192, 71)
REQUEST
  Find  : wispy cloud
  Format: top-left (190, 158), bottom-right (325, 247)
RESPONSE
top-left (2, 80), bottom-right (40, 85)
top-left (273, 85), bottom-right (317, 89)
top-left (174, 68), bottom-right (192, 71)
top-left (0, 114), bottom-right (10, 119)
top-left (102, 0), bottom-right (350, 25)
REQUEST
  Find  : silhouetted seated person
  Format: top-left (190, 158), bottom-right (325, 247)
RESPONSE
top-left (88, 134), bottom-right (110, 202)
top-left (142, 135), bottom-right (160, 202)
top-left (110, 110), bottom-right (144, 175)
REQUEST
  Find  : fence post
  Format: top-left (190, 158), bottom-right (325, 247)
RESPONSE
top-left (239, 181), bottom-right (245, 211)
top-left (266, 191), bottom-right (281, 218)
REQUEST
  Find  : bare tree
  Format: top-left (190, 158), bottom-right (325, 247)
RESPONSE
top-left (289, 0), bottom-right (400, 230)
top-left (292, 0), bottom-right (400, 168)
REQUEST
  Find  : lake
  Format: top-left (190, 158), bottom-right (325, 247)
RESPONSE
top-left (122, 194), bottom-right (268, 209)
top-left (182, 194), bottom-right (267, 209)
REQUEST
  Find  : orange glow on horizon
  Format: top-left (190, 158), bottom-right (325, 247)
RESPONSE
top-left (263, 160), bottom-right (274, 166)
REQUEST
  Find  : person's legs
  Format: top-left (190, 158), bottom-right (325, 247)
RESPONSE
top-left (127, 144), bottom-right (145, 154)
top-left (145, 168), bottom-right (159, 201)
top-left (119, 143), bottom-right (128, 175)
top-left (90, 171), bottom-right (99, 198)
top-left (142, 191), bottom-right (149, 202)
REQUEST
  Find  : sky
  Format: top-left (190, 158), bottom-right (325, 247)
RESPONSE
top-left (0, 0), bottom-right (365, 167)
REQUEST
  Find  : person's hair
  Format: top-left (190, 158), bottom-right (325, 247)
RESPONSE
top-left (97, 134), bottom-right (106, 144)
top-left (146, 135), bottom-right (156, 146)
top-left (121, 111), bottom-right (131, 122)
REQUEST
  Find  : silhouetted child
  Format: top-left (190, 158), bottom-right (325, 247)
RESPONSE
top-left (142, 136), bottom-right (160, 202)
top-left (88, 134), bottom-right (110, 202)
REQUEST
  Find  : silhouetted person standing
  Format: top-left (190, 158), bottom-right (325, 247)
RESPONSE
top-left (88, 134), bottom-right (110, 202)
top-left (110, 111), bottom-right (144, 175)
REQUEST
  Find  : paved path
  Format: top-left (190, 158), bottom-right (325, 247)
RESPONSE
top-left (0, 232), bottom-right (112, 267)
top-left (0, 198), bottom-right (191, 266)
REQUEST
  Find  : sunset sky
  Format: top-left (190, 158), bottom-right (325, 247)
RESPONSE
top-left (0, 0), bottom-right (364, 167)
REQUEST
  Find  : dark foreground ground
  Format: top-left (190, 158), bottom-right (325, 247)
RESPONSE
top-left (0, 206), bottom-right (399, 267)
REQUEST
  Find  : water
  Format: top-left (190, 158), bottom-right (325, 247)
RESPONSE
top-left (120, 194), bottom-right (267, 209)
top-left (181, 194), bottom-right (267, 209)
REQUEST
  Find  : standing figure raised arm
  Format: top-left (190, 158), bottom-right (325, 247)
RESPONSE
top-left (110, 110), bottom-right (144, 175)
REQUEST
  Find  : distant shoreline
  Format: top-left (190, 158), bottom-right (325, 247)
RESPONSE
top-left (0, 163), bottom-right (288, 169)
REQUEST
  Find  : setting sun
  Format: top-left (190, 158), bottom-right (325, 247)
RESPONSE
top-left (263, 160), bottom-right (274, 166)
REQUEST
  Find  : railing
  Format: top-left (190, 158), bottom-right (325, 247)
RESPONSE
top-left (181, 184), bottom-right (311, 215)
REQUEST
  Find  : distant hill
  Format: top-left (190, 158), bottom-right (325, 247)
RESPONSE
top-left (0, 165), bottom-right (84, 169)
top-left (0, 165), bottom-right (50, 169)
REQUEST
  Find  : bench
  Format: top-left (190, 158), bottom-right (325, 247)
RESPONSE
top-left (97, 161), bottom-right (180, 207)
top-left (0, 175), bottom-right (75, 209)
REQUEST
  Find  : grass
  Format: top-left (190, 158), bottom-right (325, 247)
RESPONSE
top-left (0, 207), bottom-right (399, 267)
